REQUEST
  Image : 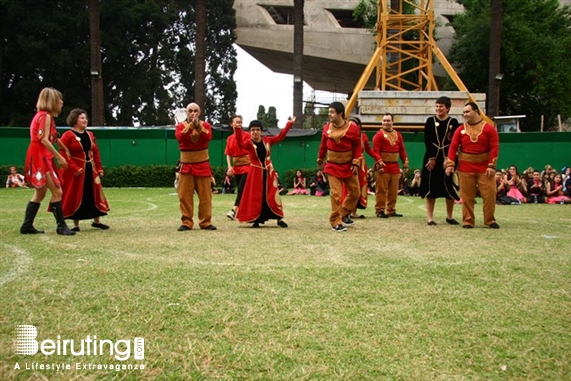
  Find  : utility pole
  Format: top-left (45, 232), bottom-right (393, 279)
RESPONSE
top-left (89, 0), bottom-right (104, 126)
top-left (293, 0), bottom-right (304, 128)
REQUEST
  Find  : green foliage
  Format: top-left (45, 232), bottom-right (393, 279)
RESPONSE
top-left (256, 105), bottom-right (280, 127)
top-left (0, 0), bottom-right (237, 127)
top-left (449, 0), bottom-right (571, 131)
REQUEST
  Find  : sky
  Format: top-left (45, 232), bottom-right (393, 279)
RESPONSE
top-left (234, 45), bottom-right (340, 126)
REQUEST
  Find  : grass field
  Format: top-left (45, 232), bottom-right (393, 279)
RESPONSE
top-left (1, 187), bottom-right (570, 380)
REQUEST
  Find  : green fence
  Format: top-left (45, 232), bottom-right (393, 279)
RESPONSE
top-left (1, 127), bottom-right (569, 175)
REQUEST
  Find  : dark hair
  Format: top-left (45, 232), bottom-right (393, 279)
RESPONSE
top-left (248, 120), bottom-right (263, 130)
top-left (383, 113), bottom-right (394, 121)
top-left (465, 102), bottom-right (480, 114)
top-left (67, 108), bottom-right (87, 127)
top-left (329, 102), bottom-right (345, 118)
top-left (436, 96), bottom-right (451, 110)
top-left (349, 116), bottom-right (362, 128)
top-left (229, 114), bottom-right (242, 123)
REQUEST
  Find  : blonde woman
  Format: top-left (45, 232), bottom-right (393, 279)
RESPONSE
top-left (21, 87), bottom-right (75, 235)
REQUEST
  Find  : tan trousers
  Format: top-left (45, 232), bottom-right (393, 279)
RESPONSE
top-left (328, 175), bottom-right (359, 227)
top-left (178, 173), bottom-right (212, 229)
top-left (375, 172), bottom-right (400, 214)
top-left (457, 171), bottom-right (497, 227)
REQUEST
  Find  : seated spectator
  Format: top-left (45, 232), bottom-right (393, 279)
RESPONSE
top-left (505, 164), bottom-right (527, 203)
top-left (288, 169), bottom-right (309, 195)
top-left (275, 171), bottom-right (288, 196)
top-left (546, 173), bottom-right (570, 204)
top-left (367, 168), bottom-right (376, 195)
top-left (6, 166), bottom-right (28, 188)
top-left (309, 170), bottom-right (329, 196)
top-left (562, 166), bottom-right (571, 196)
top-left (407, 169), bottom-right (421, 196)
top-left (496, 170), bottom-right (520, 204)
top-left (398, 170), bottom-right (406, 195)
top-left (526, 170), bottom-right (546, 203)
top-left (211, 176), bottom-right (221, 194)
top-left (222, 174), bottom-right (235, 194)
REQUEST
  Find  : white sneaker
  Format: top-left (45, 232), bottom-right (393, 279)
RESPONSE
top-left (226, 210), bottom-right (236, 220)
top-left (331, 224), bottom-right (347, 232)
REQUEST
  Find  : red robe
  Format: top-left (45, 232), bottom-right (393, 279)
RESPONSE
top-left (225, 133), bottom-right (251, 175)
top-left (235, 121), bottom-right (294, 222)
top-left (175, 120), bottom-right (213, 177)
top-left (342, 133), bottom-right (380, 208)
top-left (372, 129), bottom-right (409, 174)
top-left (24, 111), bottom-right (61, 188)
top-left (447, 122), bottom-right (499, 173)
top-left (59, 130), bottom-right (110, 218)
top-left (317, 121), bottom-right (363, 179)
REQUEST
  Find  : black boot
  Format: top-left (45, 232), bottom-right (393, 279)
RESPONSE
top-left (50, 201), bottom-right (75, 236)
top-left (20, 201), bottom-right (45, 234)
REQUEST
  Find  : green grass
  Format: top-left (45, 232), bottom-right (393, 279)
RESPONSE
top-left (1, 188), bottom-right (570, 380)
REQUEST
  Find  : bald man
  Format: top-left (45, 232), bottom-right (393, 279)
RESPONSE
top-left (175, 102), bottom-right (216, 231)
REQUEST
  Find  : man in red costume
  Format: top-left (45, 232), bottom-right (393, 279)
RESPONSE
top-left (317, 102), bottom-right (363, 232)
top-left (224, 114), bottom-right (250, 220)
top-left (175, 102), bottom-right (216, 231)
top-left (445, 102), bottom-right (500, 229)
top-left (372, 113), bottom-right (409, 218)
top-left (234, 118), bottom-right (296, 228)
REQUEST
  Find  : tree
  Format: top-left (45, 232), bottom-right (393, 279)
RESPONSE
top-left (450, 0), bottom-right (571, 130)
top-left (256, 105), bottom-right (279, 128)
top-left (194, 0), bottom-right (207, 109)
top-left (0, 0), bottom-right (237, 126)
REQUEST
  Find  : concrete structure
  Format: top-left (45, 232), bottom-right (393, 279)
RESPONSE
top-left (234, 0), bottom-right (464, 93)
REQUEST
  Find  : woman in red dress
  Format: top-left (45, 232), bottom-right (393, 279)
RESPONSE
top-left (59, 109), bottom-right (110, 231)
top-left (20, 87), bottom-right (75, 235)
top-left (235, 117), bottom-right (296, 227)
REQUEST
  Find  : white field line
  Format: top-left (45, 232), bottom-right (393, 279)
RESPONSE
top-left (0, 243), bottom-right (32, 287)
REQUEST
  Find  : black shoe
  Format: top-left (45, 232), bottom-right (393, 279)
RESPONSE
top-left (487, 222), bottom-right (500, 229)
top-left (252, 222), bottom-right (260, 228)
top-left (20, 225), bottom-right (45, 234)
top-left (462, 225), bottom-right (473, 229)
top-left (277, 220), bottom-right (288, 228)
top-left (71, 227), bottom-right (80, 232)
top-left (342, 216), bottom-right (355, 226)
top-left (202, 225), bottom-right (217, 230)
top-left (446, 218), bottom-right (460, 225)
top-left (56, 226), bottom-right (76, 235)
top-left (377, 211), bottom-right (389, 218)
top-left (331, 224), bottom-right (347, 232)
top-left (389, 213), bottom-right (403, 217)
top-left (177, 225), bottom-right (191, 231)
top-left (91, 222), bottom-right (109, 230)
top-left (427, 220), bottom-right (437, 226)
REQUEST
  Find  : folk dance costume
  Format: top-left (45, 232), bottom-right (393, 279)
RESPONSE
top-left (235, 120), bottom-right (294, 225)
top-left (341, 132), bottom-right (378, 212)
top-left (24, 110), bottom-right (62, 189)
top-left (419, 116), bottom-right (460, 200)
top-left (59, 130), bottom-right (109, 221)
top-left (446, 121), bottom-right (499, 228)
top-left (175, 119), bottom-right (216, 230)
top-left (225, 132), bottom-right (251, 216)
top-left (372, 129), bottom-right (409, 216)
top-left (317, 120), bottom-right (363, 228)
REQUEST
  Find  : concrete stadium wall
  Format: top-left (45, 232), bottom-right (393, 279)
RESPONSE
top-left (1, 127), bottom-right (569, 175)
